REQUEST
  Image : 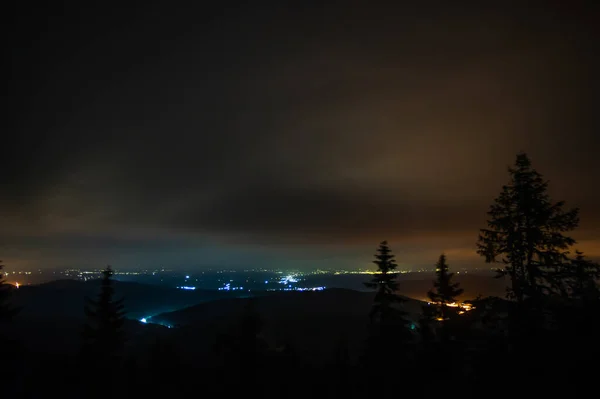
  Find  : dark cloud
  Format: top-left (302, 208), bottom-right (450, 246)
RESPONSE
top-left (4, 1), bottom-right (599, 269)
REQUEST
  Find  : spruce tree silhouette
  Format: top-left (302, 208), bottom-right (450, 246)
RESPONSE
top-left (427, 254), bottom-right (464, 341)
top-left (330, 333), bottom-right (352, 395)
top-left (81, 266), bottom-right (126, 379)
top-left (216, 298), bottom-right (268, 394)
top-left (548, 250), bottom-right (600, 387)
top-left (146, 337), bottom-right (180, 396)
top-left (238, 299), bottom-right (267, 366)
top-left (0, 260), bottom-right (21, 397)
top-left (565, 250), bottom-right (600, 302)
top-left (333, 333), bottom-right (349, 368)
top-left (561, 250), bottom-right (600, 341)
top-left (477, 153), bottom-right (579, 316)
top-left (418, 304), bottom-right (437, 345)
top-left (476, 152), bottom-right (583, 384)
top-left (0, 261), bottom-right (19, 322)
top-left (364, 241), bottom-right (407, 324)
top-left (363, 241), bottom-right (410, 366)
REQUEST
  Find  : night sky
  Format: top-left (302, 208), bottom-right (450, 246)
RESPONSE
top-left (4, 2), bottom-right (599, 271)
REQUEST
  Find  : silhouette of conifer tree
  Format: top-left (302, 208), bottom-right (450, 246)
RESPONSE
top-left (145, 337), bottom-right (180, 396)
top-left (237, 298), bottom-right (267, 364)
top-left (418, 304), bottom-right (437, 344)
top-left (363, 241), bottom-right (410, 366)
top-left (477, 153), bottom-right (579, 307)
top-left (0, 261), bottom-right (21, 399)
top-left (565, 250), bottom-right (600, 302)
top-left (428, 254), bottom-right (464, 320)
top-left (0, 261), bottom-right (18, 322)
top-left (233, 299), bottom-right (268, 394)
top-left (333, 333), bottom-right (349, 367)
top-left (364, 241), bottom-right (408, 325)
top-left (82, 266), bottom-right (126, 371)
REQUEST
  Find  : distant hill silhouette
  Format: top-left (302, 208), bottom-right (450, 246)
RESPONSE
top-left (12, 279), bottom-right (233, 320)
top-left (5, 279), bottom-right (233, 354)
top-left (151, 288), bottom-right (427, 364)
top-left (299, 271), bottom-right (507, 300)
top-left (5, 275), bottom-right (504, 359)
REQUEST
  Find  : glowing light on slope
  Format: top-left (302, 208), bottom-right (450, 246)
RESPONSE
top-left (279, 275), bottom-right (299, 285)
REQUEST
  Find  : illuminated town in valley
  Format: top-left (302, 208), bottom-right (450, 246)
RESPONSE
top-left (2, 266), bottom-right (497, 291)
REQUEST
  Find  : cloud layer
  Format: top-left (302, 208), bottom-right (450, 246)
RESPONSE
top-left (4, 2), bottom-right (599, 269)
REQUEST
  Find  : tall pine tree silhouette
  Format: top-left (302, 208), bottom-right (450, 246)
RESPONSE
top-left (565, 250), bottom-right (600, 302)
top-left (0, 260), bottom-right (18, 322)
top-left (1, 262), bottom-right (21, 399)
top-left (236, 298), bottom-right (267, 368)
top-left (553, 250), bottom-right (600, 383)
top-left (362, 241), bottom-right (411, 386)
top-left (217, 298), bottom-right (269, 396)
top-left (477, 152), bottom-right (579, 306)
top-left (82, 266), bottom-right (126, 369)
top-left (428, 254), bottom-right (464, 320)
top-left (365, 241), bottom-right (407, 325)
top-left (364, 241), bottom-right (410, 352)
top-left (427, 254), bottom-right (463, 342)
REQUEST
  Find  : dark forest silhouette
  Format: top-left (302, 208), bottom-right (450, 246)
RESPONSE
top-left (2, 152), bottom-right (600, 397)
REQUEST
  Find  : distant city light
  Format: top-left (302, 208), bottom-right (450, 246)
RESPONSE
top-left (140, 318), bottom-right (147, 323)
top-left (178, 286), bottom-right (196, 290)
top-left (293, 286), bottom-right (325, 292)
top-left (15, 282), bottom-right (20, 289)
top-left (185, 275), bottom-right (190, 279)
top-left (427, 301), bottom-right (475, 319)
top-left (218, 283), bottom-right (231, 291)
top-left (279, 275), bottom-right (299, 285)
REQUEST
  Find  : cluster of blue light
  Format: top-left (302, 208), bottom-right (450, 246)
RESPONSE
top-left (217, 283), bottom-right (245, 291)
top-left (293, 286), bottom-right (324, 291)
top-left (177, 286), bottom-right (196, 290)
top-left (268, 286), bottom-right (325, 292)
top-left (279, 275), bottom-right (299, 285)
